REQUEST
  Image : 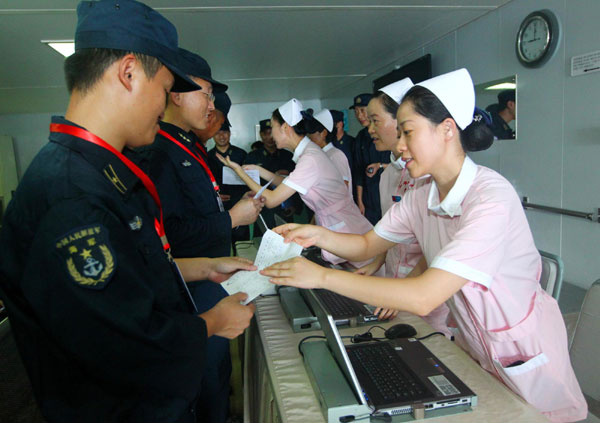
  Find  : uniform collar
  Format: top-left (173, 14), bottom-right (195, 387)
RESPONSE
top-left (322, 143), bottom-right (334, 153)
top-left (159, 120), bottom-right (195, 146)
top-left (49, 116), bottom-right (141, 197)
top-left (427, 156), bottom-right (477, 217)
top-left (390, 152), bottom-right (406, 170)
top-left (292, 137), bottom-right (311, 163)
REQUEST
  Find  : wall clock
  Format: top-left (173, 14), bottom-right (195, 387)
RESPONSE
top-left (516, 9), bottom-right (560, 68)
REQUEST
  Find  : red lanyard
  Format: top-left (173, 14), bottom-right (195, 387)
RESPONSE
top-left (195, 141), bottom-right (208, 158)
top-left (49, 123), bottom-right (171, 253)
top-left (158, 129), bottom-right (220, 193)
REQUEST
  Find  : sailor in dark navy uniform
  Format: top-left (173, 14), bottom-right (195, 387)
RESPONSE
top-left (208, 120), bottom-right (248, 209)
top-left (351, 93), bottom-right (390, 225)
top-left (487, 89), bottom-right (516, 140)
top-left (0, 2), bottom-right (254, 423)
top-left (244, 119), bottom-right (299, 229)
top-left (208, 120), bottom-right (251, 242)
top-left (330, 109), bottom-right (355, 172)
top-left (140, 50), bottom-right (262, 423)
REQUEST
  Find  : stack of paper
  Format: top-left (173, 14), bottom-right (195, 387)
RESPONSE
top-left (222, 229), bottom-right (303, 304)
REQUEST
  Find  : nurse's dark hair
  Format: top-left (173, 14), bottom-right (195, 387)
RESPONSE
top-left (64, 48), bottom-right (162, 94)
top-left (271, 108), bottom-right (310, 136)
top-left (307, 118), bottom-right (337, 144)
top-left (373, 91), bottom-right (399, 117)
top-left (402, 86), bottom-right (494, 152)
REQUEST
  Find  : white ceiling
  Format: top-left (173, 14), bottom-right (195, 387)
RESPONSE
top-left (0, 0), bottom-right (512, 114)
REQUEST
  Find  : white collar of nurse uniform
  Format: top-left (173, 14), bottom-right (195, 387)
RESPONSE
top-left (322, 143), bottom-right (335, 153)
top-left (292, 137), bottom-right (311, 163)
top-left (417, 68), bottom-right (474, 130)
top-left (427, 156), bottom-right (477, 217)
top-left (390, 152), bottom-right (406, 170)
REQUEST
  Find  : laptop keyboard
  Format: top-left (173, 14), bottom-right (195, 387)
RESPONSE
top-left (314, 289), bottom-right (367, 319)
top-left (347, 342), bottom-right (430, 403)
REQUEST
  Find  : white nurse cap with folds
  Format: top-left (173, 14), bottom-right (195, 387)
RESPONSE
top-left (278, 98), bottom-right (304, 127)
top-left (416, 68), bottom-right (475, 130)
top-left (313, 109), bottom-right (333, 132)
top-left (380, 77), bottom-right (413, 105)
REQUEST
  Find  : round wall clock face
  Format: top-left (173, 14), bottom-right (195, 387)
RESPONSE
top-left (516, 10), bottom-right (560, 67)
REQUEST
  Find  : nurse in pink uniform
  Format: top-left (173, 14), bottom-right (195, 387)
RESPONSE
top-left (263, 70), bottom-right (587, 422)
top-left (218, 98), bottom-right (375, 269)
top-left (307, 108), bottom-right (353, 199)
top-left (356, 78), bottom-right (451, 336)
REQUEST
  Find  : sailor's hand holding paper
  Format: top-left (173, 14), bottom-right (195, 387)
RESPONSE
top-left (206, 257), bottom-right (257, 283)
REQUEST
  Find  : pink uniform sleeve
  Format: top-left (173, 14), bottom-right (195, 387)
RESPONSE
top-left (430, 200), bottom-right (509, 288)
top-left (282, 155), bottom-right (319, 195)
top-left (373, 189), bottom-right (418, 244)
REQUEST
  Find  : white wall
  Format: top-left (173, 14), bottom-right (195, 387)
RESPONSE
top-left (324, 0), bottom-right (600, 289)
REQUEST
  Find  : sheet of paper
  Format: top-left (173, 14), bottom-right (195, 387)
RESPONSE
top-left (253, 178), bottom-right (274, 199)
top-left (222, 167), bottom-right (260, 185)
top-left (222, 229), bottom-right (303, 304)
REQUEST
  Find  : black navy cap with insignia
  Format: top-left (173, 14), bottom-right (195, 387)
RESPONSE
top-left (177, 48), bottom-right (228, 93)
top-left (55, 224), bottom-right (116, 290)
top-left (349, 93), bottom-right (373, 109)
top-left (75, 0), bottom-right (198, 93)
top-left (330, 109), bottom-right (344, 124)
top-left (259, 119), bottom-right (271, 132)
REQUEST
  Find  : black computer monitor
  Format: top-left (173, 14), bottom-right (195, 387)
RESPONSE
top-left (373, 54), bottom-right (432, 92)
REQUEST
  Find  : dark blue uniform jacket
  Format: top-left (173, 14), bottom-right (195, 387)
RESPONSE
top-left (139, 121), bottom-right (232, 259)
top-left (353, 127), bottom-right (390, 225)
top-left (0, 117), bottom-right (206, 423)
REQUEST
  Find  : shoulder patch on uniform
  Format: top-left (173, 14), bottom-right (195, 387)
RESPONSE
top-left (55, 224), bottom-right (116, 290)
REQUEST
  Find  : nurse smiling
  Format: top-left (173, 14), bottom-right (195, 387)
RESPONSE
top-left (262, 69), bottom-right (587, 422)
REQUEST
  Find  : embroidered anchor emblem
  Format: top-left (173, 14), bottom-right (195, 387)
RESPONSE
top-left (83, 257), bottom-right (104, 277)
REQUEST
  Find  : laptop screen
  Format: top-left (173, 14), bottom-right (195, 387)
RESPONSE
top-left (312, 300), bottom-right (368, 406)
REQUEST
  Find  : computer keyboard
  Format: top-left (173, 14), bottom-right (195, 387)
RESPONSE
top-left (314, 289), bottom-right (368, 319)
top-left (347, 342), bottom-right (430, 403)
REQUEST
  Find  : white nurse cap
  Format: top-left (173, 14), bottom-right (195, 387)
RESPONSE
top-left (416, 68), bottom-right (475, 130)
top-left (380, 77), bottom-right (413, 105)
top-left (313, 109), bottom-right (333, 132)
top-left (278, 98), bottom-right (304, 127)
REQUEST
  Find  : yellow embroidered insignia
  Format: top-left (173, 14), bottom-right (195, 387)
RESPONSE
top-left (56, 225), bottom-right (116, 289)
top-left (103, 164), bottom-right (127, 194)
top-left (357, 97), bottom-right (362, 104)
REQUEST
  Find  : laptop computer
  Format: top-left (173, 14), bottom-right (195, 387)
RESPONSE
top-left (300, 246), bottom-right (380, 326)
top-left (315, 305), bottom-right (477, 418)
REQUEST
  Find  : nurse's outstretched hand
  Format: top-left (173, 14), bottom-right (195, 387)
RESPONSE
top-left (272, 223), bottom-right (323, 248)
top-left (216, 153), bottom-right (241, 171)
top-left (261, 256), bottom-right (326, 289)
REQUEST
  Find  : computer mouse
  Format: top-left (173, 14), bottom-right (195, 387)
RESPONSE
top-left (384, 323), bottom-right (417, 339)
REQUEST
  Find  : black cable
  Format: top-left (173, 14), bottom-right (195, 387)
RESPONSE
top-left (297, 335), bottom-right (325, 356)
top-left (366, 325), bottom-right (387, 333)
top-left (416, 331), bottom-right (445, 341)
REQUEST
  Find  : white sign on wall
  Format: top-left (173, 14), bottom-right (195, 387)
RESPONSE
top-left (571, 50), bottom-right (600, 77)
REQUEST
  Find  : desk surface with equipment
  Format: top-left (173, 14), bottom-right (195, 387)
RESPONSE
top-left (236, 240), bottom-right (546, 423)
top-left (243, 296), bottom-right (547, 423)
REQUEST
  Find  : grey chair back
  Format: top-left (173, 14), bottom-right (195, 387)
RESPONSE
top-left (569, 279), bottom-right (600, 419)
top-left (538, 249), bottom-right (564, 301)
